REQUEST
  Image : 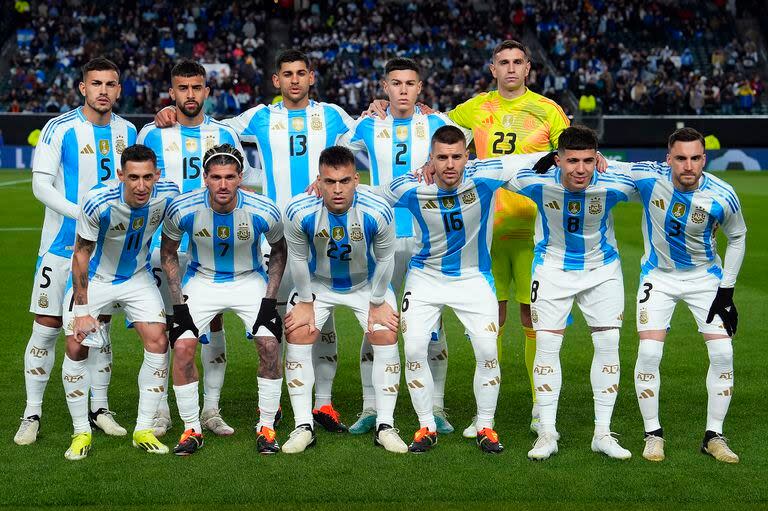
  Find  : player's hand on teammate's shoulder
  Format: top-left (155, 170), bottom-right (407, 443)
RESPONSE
top-left (284, 301), bottom-right (316, 335)
top-left (362, 99), bottom-right (390, 119)
top-left (596, 151), bottom-right (608, 173)
top-left (367, 301), bottom-right (399, 334)
top-left (533, 151), bottom-right (557, 174)
top-left (155, 106), bottom-right (177, 128)
top-left (304, 181), bottom-right (321, 197)
top-left (415, 159), bottom-right (436, 184)
top-left (416, 102), bottom-right (435, 114)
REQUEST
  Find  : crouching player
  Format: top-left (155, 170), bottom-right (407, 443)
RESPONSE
top-left (61, 145), bottom-right (179, 460)
top-left (282, 146), bottom-right (407, 454)
top-left (161, 144), bottom-right (286, 455)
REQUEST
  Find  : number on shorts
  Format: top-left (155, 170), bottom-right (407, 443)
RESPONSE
top-left (639, 282), bottom-right (653, 304)
top-left (530, 280), bottom-right (540, 303)
top-left (402, 291), bottom-right (412, 312)
top-left (40, 266), bottom-right (53, 288)
top-left (152, 267), bottom-right (162, 288)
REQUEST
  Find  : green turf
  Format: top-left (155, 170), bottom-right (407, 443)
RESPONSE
top-left (0, 169), bottom-right (766, 509)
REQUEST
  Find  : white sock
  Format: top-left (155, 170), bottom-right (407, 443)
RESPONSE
top-left (428, 327), bottom-right (448, 409)
top-left (705, 338), bottom-right (734, 433)
top-left (87, 321), bottom-right (112, 412)
top-left (285, 343), bottom-right (314, 428)
top-left (404, 335), bottom-right (435, 431)
top-left (136, 350), bottom-right (168, 431)
top-left (157, 349), bottom-right (171, 416)
top-left (470, 336), bottom-right (500, 431)
top-left (23, 322), bottom-right (60, 417)
top-left (359, 334), bottom-right (376, 410)
top-left (202, 329), bottom-right (227, 413)
top-left (312, 319), bottom-right (337, 408)
top-left (591, 329), bottom-right (621, 433)
top-left (533, 331), bottom-right (563, 433)
top-left (173, 381), bottom-right (201, 433)
top-left (635, 339), bottom-right (664, 432)
top-left (62, 355), bottom-right (91, 434)
top-left (372, 344), bottom-right (400, 428)
top-left (257, 376), bottom-right (282, 429)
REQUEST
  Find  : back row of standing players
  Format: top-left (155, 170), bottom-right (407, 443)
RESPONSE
top-left (14, 42), bottom-right (746, 461)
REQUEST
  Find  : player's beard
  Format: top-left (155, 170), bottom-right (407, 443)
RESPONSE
top-left (178, 101), bottom-right (203, 118)
top-left (87, 96), bottom-right (113, 114)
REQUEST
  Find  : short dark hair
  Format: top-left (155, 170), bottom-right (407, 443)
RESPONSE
top-left (275, 49), bottom-right (310, 73)
top-left (668, 127), bottom-right (705, 150)
top-left (171, 59), bottom-right (206, 80)
top-left (431, 125), bottom-right (466, 149)
top-left (203, 144), bottom-right (244, 174)
top-left (492, 40), bottom-right (529, 61)
top-left (121, 144), bottom-right (156, 169)
top-left (319, 146), bottom-right (355, 169)
top-left (385, 57), bottom-right (420, 77)
top-left (82, 57), bottom-right (120, 80)
top-left (557, 126), bottom-right (598, 154)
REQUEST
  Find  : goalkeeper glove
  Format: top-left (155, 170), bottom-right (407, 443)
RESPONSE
top-left (706, 287), bottom-right (738, 337)
top-left (170, 304), bottom-right (199, 347)
top-left (533, 151), bottom-right (557, 174)
top-left (252, 298), bottom-right (282, 340)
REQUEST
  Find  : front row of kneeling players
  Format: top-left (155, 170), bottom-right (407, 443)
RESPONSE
top-left (62, 124), bottom-right (746, 463)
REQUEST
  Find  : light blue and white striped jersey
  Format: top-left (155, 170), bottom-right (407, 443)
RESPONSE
top-left (341, 108), bottom-right (472, 238)
top-left (163, 188), bottom-right (283, 284)
top-left (137, 115), bottom-right (253, 251)
top-left (78, 179), bottom-right (179, 284)
top-left (33, 107), bottom-right (137, 258)
top-left (284, 190), bottom-right (395, 298)
top-left (494, 159), bottom-right (637, 271)
top-left (374, 153), bottom-right (542, 287)
top-left (627, 161), bottom-right (747, 281)
top-left (225, 100), bottom-right (355, 209)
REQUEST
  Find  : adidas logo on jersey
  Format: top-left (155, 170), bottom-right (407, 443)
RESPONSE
top-left (271, 121), bottom-right (287, 131)
top-left (80, 144), bottom-right (95, 155)
top-left (376, 129), bottom-right (391, 139)
top-left (110, 223), bottom-right (127, 231)
top-left (545, 201), bottom-right (561, 210)
top-left (484, 322), bottom-right (498, 333)
top-left (315, 229), bottom-right (330, 239)
top-left (652, 199), bottom-right (666, 210)
top-left (422, 200), bottom-right (438, 210)
top-left (195, 228), bottom-right (212, 238)
top-left (166, 142), bottom-right (180, 153)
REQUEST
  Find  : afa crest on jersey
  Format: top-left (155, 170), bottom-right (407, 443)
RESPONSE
top-left (115, 136), bottom-right (126, 155)
top-left (461, 190), bottom-right (477, 205)
top-left (691, 207), bottom-right (707, 224)
top-left (205, 135), bottom-right (216, 152)
top-left (672, 202), bottom-right (687, 218)
top-left (567, 200), bottom-right (581, 215)
top-left (349, 224), bottom-right (363, 242)
top-left (589, 197), bottom-right (602, 214)
top-left (441, 196), bottom-right (456, 209)
top-left (415, 124), bottom-right (426, 139)
top-left (217, 226), bottom-right (230, 239)
top-left (332, 226), bottom-right (345, 241)
top-left (237, 223), bottom-right (251, 241)
top-left (311, 115), bottom-right (323, 131)
top-left (38, 293), bottom-right (49, 309)
top-left (149, 209), bottom-right (162, 226)
top-left (502, 114), bottom-right (514, 128)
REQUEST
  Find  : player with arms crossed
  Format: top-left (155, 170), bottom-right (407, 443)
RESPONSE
top-left (340, 57), bottom-right (472, 434)
top-left (61, 144), bottom-right (178, 460)
top-left (156, 50), bottom-right (354, 432)
top-left (628, 128), bottom-right (747, 463)
top-left (161, 144), bottom-right (286, 455)
top-left (139, 59), bottom-right (253, 438)
top-left (16, 57), bottom-right (136, 445)
top-left (281, 146), bottom-right (406, 454)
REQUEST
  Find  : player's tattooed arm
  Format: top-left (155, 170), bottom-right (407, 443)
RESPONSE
top-left (72, 235), bottom-right (96, 306)
top-left (160, 234), bottom-right (183, 304)
top-left (265, 237), bottom-right (287, 300)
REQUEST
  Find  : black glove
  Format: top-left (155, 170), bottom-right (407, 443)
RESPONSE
top-left (252, 298), bottom-right (282, 340)
top-left (170, 304), bottom-right (199, 348)
top-left (533, 151), bottom-right (557, 174)
top-left (706, 287), bottom-right (738, 336)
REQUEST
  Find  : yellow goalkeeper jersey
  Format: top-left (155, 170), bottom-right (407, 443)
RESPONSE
top-left (448, 88), bottom-right (569, 239)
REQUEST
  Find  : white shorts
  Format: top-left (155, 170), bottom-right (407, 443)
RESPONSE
top-left (636, 267), bottom-right (728, 335)
top-left (286, 282), bottom-right (397, 332)
top-left (62, 271), bottom-right (166, 335)
top-left (29, 252), bottom-right (71, 316)
top-left (148, 247), bottom-right (190, 315)
top-left (392, 237), bottom-right (417, 295)
top-left (530, 260), bottom-right (624, 330)
top-left (400, 269), bottom-right (498, 341)
top-left (184, 272), bottom-right (268, 335)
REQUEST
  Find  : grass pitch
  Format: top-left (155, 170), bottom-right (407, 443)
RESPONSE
top-left (0, 169), bottom-right (766, 510)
